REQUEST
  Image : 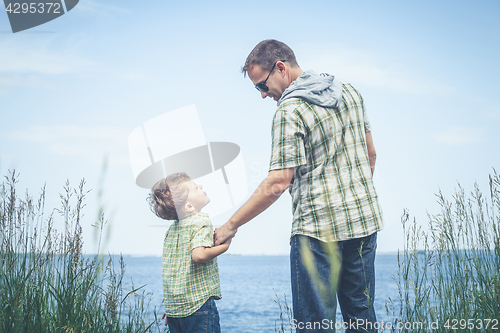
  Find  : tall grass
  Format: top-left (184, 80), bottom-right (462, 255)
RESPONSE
top-left (0, 171), bottom-right (164, 333)
top-left (387, 171), bottom-right (500, 332)
top-left (274, 291), bottom-right (293, 333)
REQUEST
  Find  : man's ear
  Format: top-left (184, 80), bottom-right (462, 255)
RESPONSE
top-left (277, 61), bottom-right (286, 75)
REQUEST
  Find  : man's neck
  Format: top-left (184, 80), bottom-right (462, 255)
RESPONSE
top-left (289, 67), bottom-right (304, 84)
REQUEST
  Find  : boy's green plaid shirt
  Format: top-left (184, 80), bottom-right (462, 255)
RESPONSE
top-left (162, 212), bottom-right (221, 317)
top-left (270, 82), bottom-right (384, 242)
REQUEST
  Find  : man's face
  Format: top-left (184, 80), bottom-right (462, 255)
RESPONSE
top-left (185, 180), bottom-right (210, 211)
top-left (248, 63), bottom-right (286, 102)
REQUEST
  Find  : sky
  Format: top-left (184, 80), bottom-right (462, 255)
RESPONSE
top-left (1, 0), bottom-right (499, 256)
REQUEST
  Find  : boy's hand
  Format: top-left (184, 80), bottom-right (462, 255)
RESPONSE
top-left (162, 312), bottom-right (167, 326)
top-left (220, 236), bottom-right (232, 250)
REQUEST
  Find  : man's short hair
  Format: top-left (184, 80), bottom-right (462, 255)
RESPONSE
top-left (148, 172), bottom-right (191, 220)
top-left (242, 39), bottom-right (299, 77)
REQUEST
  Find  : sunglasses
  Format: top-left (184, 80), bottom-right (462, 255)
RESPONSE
top-left (255, 60), bottom-right (286, 92)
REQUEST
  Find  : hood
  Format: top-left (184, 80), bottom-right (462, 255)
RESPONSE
top-left (277, 70), bottom-right (342, 108)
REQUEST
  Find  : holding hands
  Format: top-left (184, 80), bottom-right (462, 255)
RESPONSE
top-left (214, 223), bottom-right (237, 246)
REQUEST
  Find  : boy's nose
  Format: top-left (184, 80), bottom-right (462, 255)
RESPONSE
top-left (199, 184), bottom-right (203, 189)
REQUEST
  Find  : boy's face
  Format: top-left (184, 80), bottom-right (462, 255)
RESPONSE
top-left (184, 180), bottom-right (210, 212)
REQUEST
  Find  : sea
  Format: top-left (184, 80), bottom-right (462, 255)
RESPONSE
top-left (121, 253), bottom-right (401, 332)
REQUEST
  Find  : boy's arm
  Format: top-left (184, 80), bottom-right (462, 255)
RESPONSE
top-left (192, 241), bottom-right (230, 264)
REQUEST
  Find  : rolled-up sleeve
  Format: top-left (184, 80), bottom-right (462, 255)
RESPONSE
top-left (362, 98), bottom-right (371, 133)
top-left (269, 108), bottom-right (306, 171)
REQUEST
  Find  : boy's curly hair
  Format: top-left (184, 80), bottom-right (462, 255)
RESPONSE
top-left (148, 172), bottom-right (191, 220)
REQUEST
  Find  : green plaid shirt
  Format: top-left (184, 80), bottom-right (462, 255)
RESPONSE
top-left (162, 212), bottom-right (221, 317)
top-left (270, 81), bottom-right (384, 242)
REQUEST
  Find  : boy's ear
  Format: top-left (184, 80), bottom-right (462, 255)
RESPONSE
top-left (184, 202), bottom-right (196, 214)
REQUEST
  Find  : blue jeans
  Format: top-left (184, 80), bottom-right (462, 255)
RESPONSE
top-left (290, 233), bottom-right (378, 333)
top-left (167, 297), bottom-right (221, 333)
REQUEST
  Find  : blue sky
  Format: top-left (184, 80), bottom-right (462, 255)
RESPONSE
top-left (1, 0), bottom-right (499, 255)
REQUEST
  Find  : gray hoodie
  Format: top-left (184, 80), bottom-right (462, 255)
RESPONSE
top-left (277, 70), bottom-right (343, 108)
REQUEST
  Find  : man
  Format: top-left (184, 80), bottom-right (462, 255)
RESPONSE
top-left (214, 39), bottom-right (384, 332)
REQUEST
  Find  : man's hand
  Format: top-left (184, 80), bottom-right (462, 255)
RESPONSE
top-left (162, 312), bottom-right (167, 326)
top-left (214, 224), bottom-right (237, 246)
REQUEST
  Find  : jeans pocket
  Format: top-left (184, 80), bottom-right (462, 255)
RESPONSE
top-left (192, 311), bottom-right (209, 316)
top-left (361, 232), bottom-right (377, 251)
top-left (189, 310), bottom-right (208, 332)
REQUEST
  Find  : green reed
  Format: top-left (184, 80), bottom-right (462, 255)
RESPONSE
top-left (273, 223), bottom-right (342, 332)
top-left (387, 170), bottom-right (500, 332)
top-left (274, 291), bottom-right (293, 333)
top-left (0, 171), bottom-right (165, 333)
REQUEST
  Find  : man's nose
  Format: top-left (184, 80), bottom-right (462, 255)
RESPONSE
top-left (260, 91), bottom-right (267, 99)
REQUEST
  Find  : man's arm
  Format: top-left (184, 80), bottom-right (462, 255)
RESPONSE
top-left (214, 167), bottom-right (295, 245)
top-left (365, 131), bottom-right (376, 175)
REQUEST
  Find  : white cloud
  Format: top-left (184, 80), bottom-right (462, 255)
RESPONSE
top-left (0, 38), bottom-right (97, 96)
top-left (486, 110), bottom-right (500, 120)
top-left (75, 1), bottom-right (129, 16)
top-left (0, 37), bottom-right (150, 96)
top-left (4, 125), bottom-right (131, 165)
top-left (0, 73), bottom-right (51, 96)
top-left (433, 127), bottom-right (486, 145)
top-left (0, 41), bottom-right (95, 75)
top-left (121, 71), bottom-right (150, 82)
top-left (298, 44), bottom-right (454, 95)
top-left (7, 125), bottom-right (126, 143)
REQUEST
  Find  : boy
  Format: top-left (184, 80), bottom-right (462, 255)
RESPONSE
top-left (149, 172), bottom-right (230, 333)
